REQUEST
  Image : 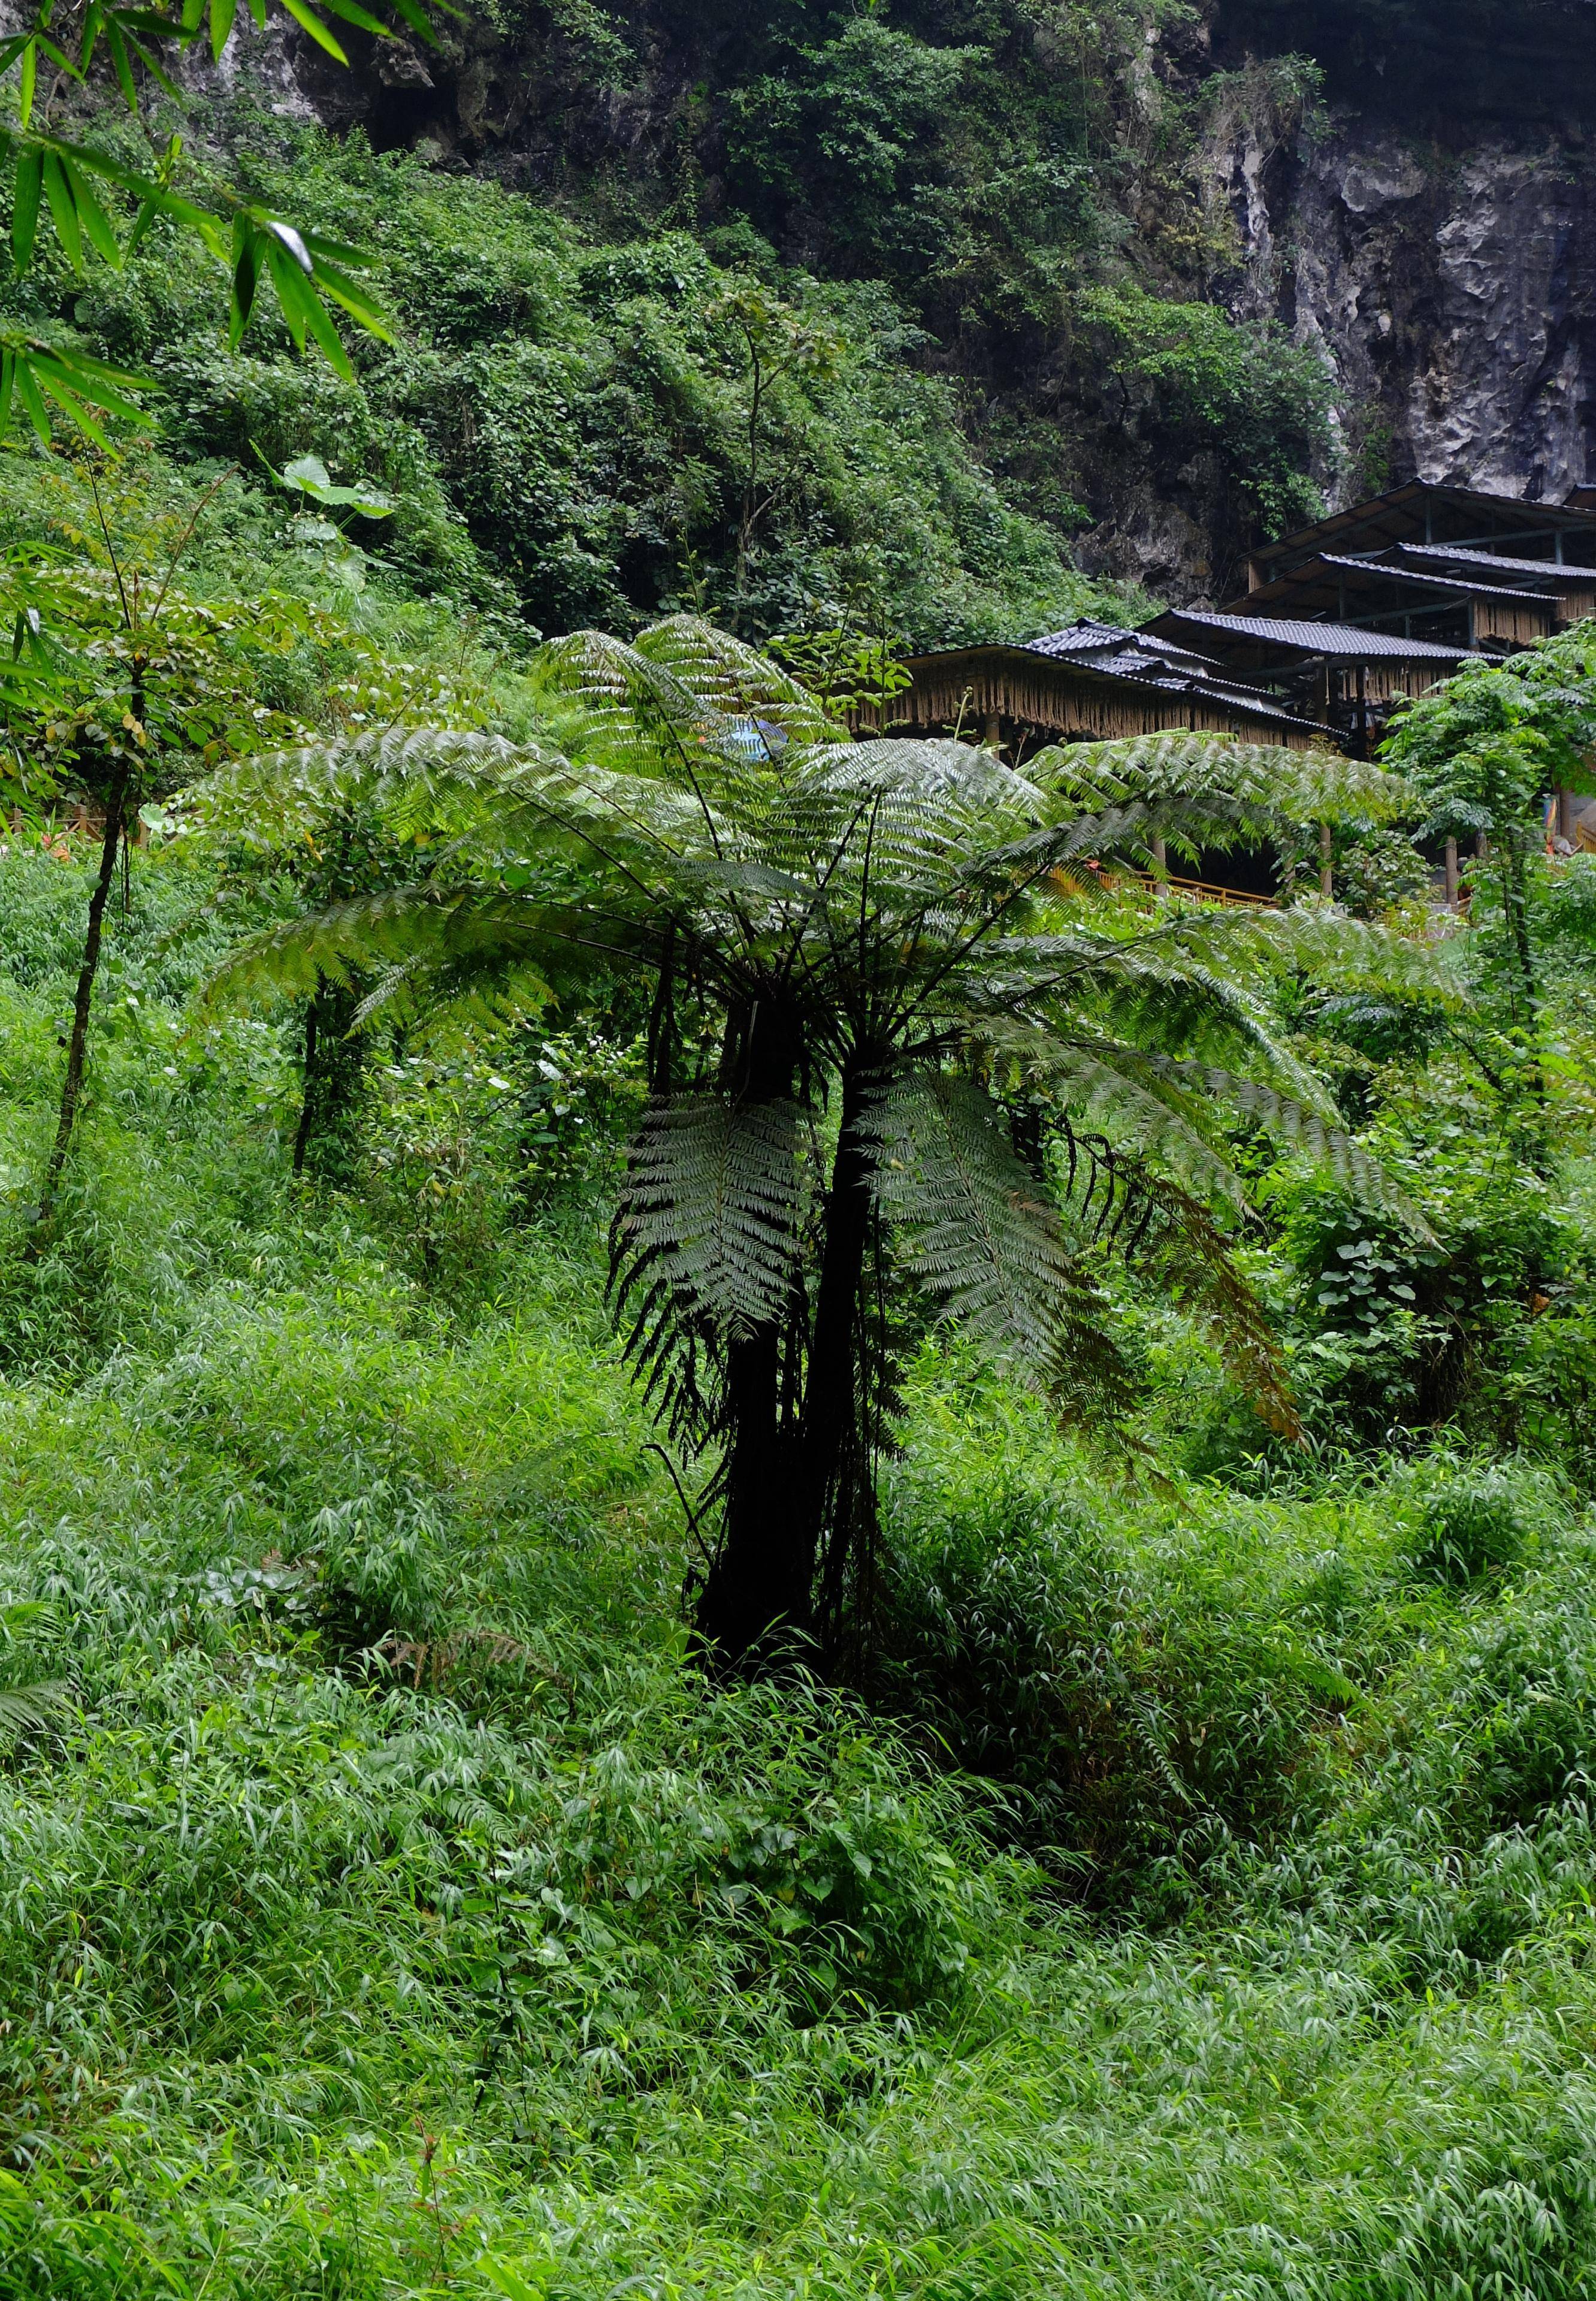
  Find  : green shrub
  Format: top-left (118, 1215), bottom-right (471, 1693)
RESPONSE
top-left (1397, 1454), bottom-right (1564, 1586)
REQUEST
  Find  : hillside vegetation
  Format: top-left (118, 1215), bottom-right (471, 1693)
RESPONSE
top-left (0, 812), bottom-right (1594, 2299)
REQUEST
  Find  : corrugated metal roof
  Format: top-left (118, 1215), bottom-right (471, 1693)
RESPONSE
top-left (1151, 608), bottom-right (1475, 659)
top-left (1247, 482), bottom-right (1596, 573)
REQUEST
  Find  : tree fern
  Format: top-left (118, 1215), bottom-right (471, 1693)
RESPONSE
top-left (196, 625), bottom-right (1456, 1668)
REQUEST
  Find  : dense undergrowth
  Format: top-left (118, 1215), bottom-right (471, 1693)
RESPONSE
top-left (0, 829), bottom-right (1594, 2300)
top-left (0, 115), bottom-right (1150, 648)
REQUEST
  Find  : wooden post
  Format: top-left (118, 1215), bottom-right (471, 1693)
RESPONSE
top-left (1444, 834), bottom-right (1459, 908)
top-left (1558, 787), bottom-right (1576, 843)
top-left (983, 709), bottom-right (1000, 755)
top-left (1319, 822), bottom-right (1334, 899)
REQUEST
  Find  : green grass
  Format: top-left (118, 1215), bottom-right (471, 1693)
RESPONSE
top-left (2, 841), bottom-right (1596, 2298)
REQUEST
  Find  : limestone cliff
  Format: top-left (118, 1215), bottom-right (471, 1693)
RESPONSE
top-left (1211, 5), bottom-right (1596, 501)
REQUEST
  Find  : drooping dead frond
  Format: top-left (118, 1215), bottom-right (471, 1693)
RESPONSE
top-left (1046, 1130), bottom-right (1296, 1436)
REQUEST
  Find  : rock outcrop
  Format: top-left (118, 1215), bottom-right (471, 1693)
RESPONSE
top-left (1204, 2), bottom-right (1596, 514)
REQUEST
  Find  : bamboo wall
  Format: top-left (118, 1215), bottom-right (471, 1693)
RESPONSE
top-left (850, 651), bottom-right (1326, 751)
top-left (1326, 661), bottom-right (1449, 706)
top-left (1470, 597), bottom-right (1555, 647)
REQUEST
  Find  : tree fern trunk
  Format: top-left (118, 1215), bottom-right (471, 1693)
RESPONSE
top-left (799, 1060), bottom-right (876, 1645)
top-left (696, 1059), bottom-right (877, 1671)
top-left (696, 1322), bottom-right (802, 1663)
top-left (293, 975), bottom-right (366, 1181)
top-left (694, 998), bottom-right (811, 1668)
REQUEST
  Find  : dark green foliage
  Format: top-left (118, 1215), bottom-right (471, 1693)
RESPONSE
top-left (876, 1436), bottom-right (1350, 1903)
top-left (0, 129), bottom-right (1141, 647)
top-left (1405, 1459), bottom-right (1541, 1584)
top-left (1078, 283), bottom-right (1336, 539)
top-left (0, 813), bottom-right (1593, 2294)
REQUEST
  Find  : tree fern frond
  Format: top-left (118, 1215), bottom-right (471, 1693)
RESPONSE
top-left (866, 1071), bottom-right (1142, 1433)
top-left (1150, 905), bottom-right (1463, 1004)
top-left (978, 1025), bottom-right (1253, 1205)
top-left (633, 615), bottom-right (841, 741)
top-left (1028, 732), bottom-right (1412, 824)
top-left (1096, 1044), bottom-right (1434, 1237)
top-left (979, 1025), bottom-right (1429, 1235)
top-left (610, 1096), bottom-right (805, 1345)
top-left (800, 736), bottom-right (1047, 813)
top-left (203, 727), bottom-right (546, 845)
top-left (964, 941), bottom-right (1335, 1112)
top-left (538, 628), bottom-right (724, 777)
top-left (198, 887), bottom-right (578, 1017)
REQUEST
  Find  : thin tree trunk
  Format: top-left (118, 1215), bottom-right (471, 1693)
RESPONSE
top-left (292, 999), bottom-right (320, 1176)
top-left (1501, 835), bottom-right (1547, 1133)
top-left (34, 765), bottom-right (129, 1237)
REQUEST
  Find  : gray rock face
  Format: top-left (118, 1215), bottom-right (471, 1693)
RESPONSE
top-left (1208, 108), bottom-right (1596, 509)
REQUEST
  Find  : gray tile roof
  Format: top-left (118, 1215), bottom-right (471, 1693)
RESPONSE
top-left (1394, 542), bottom-right (1596, 584)
top-left (1151, 609), bottom-right (1476, 659)
top-left (1316, 554), bottom-right (1557, 603)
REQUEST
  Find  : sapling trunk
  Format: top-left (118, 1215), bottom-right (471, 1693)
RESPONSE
top-left (34, 762), bottom-right (129, 1238)
top-left (293, 974), bottom-right (367, 1180)
top-left (292, 998), bottom-right (321, 1177)
top-left (1499, 831), bottom-right (1547, 1133)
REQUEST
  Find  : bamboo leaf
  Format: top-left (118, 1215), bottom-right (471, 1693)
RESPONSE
top-left (12, 149), bottom-right (42, 270)
top-left (59, 154), bottom-right (122, 268)
top-left (104, 18), bottom-right (138, 107)
top-left (41, 151), bottom-right (82, 273)
top-left (273, 0), bottom-right (349, 62)
top-left (229, 219), bottom-right (258, 348)
top-left (13, 354), bottom-right (50, 443)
